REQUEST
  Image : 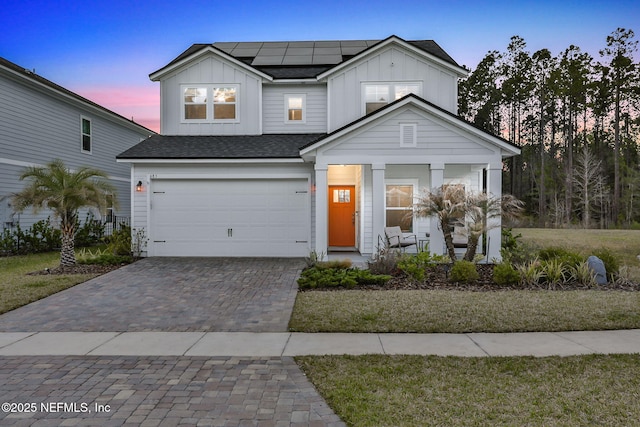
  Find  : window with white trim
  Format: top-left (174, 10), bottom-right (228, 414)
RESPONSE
top-left (385, 180), bottom-right (417, 232)
top-left (81, 117), bottom-right (91, 153)
top-left (363, 82), bottom-right (421, 114)
top-left (284, 94), bottom-right (306, 123)
top-left (182, 85), bottom-right (238, 122)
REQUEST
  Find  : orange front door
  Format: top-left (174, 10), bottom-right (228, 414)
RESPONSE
top-left (328, 185), bottom-right (356, 247)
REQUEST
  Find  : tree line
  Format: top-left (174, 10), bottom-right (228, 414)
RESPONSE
top-left (458, 28), bottom-right (639, 228)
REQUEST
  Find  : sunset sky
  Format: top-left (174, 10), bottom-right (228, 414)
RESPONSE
top-left (2, 0), bottom-right (638, 132)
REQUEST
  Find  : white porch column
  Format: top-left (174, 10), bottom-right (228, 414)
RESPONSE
top-left (429, 163), bottom-right (445, 256)
top-left (486, 163), bottom-right (503, 261)
top-left (371, 164), bottom-right (386, 249)
top-left (314, 165), bottom-right (328, 255)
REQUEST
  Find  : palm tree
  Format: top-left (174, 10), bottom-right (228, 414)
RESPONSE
top-left (12, 159), bottom-right (116, 266)
top-left (413, 185), bottom-right (467, 262)
top-left (414, 185), bottom-right (523, 262)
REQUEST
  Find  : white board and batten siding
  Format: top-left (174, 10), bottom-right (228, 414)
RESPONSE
top-left (159, 55), bottom-right (263, 136)
top-left (132, 163), bottom-right (313, 257)
top-left (325, 45), bottom-right (459, 132)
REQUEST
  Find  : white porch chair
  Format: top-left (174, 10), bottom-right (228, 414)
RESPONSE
top-left (384, 226), bottom-right (418, 252)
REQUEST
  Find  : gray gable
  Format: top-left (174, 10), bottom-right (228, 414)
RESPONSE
top-left (117, 134), bottom-right (325, 160)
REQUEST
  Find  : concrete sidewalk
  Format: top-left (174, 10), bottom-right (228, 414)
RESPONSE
top-left (2, 330), bottom-right (640, 358)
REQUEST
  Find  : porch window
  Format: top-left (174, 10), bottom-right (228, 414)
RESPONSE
top-left (385, 183), bottom-right (414, 232)
top-left (285, 94), bottom-right (306, 122)
top-left (363, 82), bottom-right (422, 115)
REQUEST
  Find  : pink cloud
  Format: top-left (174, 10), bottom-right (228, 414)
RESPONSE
top-left (71, 85), bottom-right (161, 133)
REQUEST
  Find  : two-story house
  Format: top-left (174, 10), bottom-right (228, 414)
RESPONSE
top-left (0, 57), bottom-right (154, 231)
top-left (117, 35), bottom-right (519, 260)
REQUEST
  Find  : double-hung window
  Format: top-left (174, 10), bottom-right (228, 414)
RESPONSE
top-left (284, 94), bottom-right (306, 123)
top-left (363, 82), bottom-right (421, 115)
top-left (385, 180), bottom-right (417, 232)
top-left (80, 116), bottom-right (92, 153)
top-left (182, 85), bottom-right (238, 122)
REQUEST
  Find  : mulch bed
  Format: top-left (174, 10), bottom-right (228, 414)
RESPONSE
top-left (311, 264), bottom-right (640, 292)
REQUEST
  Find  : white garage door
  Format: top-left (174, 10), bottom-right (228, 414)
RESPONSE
top-left (150, 178), bottom-right (310, 257)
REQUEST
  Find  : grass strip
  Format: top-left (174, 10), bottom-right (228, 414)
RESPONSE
top-left (289, 289), bottom-right (640, 333)
top-left (0, 252), bottom-right (97, 314)
top-left (297, 354), bottom-right (640, 427)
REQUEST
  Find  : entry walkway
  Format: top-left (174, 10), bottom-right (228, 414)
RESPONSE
top-left (1, 330), bottom-right (640, 357)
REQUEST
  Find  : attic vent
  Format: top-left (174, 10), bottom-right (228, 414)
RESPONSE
top-left (399, 123), bottom-right (417, 147)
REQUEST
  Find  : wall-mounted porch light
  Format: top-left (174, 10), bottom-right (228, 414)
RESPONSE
top-left (136, 180), bottom-right (143, 192)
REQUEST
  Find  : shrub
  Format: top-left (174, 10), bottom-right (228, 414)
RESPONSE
top-left (106, 223), bottom-right (131, 256)
top-left (316, 259), bottom-right (352, 270)
top-left (537, 247), bottom-right (584, 269)
top-left (592, 248), bottom-right (619, 279)
top-left (367, 248), bottom-right (401, 276)
top-left (572, 261), bottom-right (597, 287)
top-left (297, 266), bottom-right (391, 289)
top-left (500, 227), bottom-right (538, 265)
top-left (541, 259), bottom-right (570, 289)
top-left (517, 258), bottom-right (545, 286)
top-left (493, 262), bottom-right (520, 286)
top-left (397, 252), bottom-right (439, 282)
top-left (75, 213), bottom-right (105, 247)
top-left (449, 260), bottom-right (479, 283)
top-left (77, 247), bottom-right (131, 265)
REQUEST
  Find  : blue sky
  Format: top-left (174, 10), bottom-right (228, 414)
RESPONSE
top-left (2, 0), bottom-right (638, 131)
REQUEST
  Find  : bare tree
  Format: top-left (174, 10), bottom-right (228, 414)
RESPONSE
top-left (572, 147), bottom-right (606, 228)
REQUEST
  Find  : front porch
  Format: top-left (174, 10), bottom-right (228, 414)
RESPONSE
top-left (315, 162), bottom-right (503, 262)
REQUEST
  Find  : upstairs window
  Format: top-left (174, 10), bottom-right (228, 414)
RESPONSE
top-left (182, 85), bottom-right (238, 122)
top-left (81, 117), bottom-right (91, 153)
top-left (363, 82), bottom-right (421, 115)
top-left (184, 87), bottom-right (207, 119)
top-left (213, 87), bottom-right (236, 119)
top-left (284, 94), bottom-right (306, 123)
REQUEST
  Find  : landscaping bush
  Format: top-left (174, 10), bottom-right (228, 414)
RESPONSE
top-left (593, 248), bottom-right (619, 279)
top-left (367, 248), bottom-right (401, 276)
top-left (493, 261), bottom-right (521, 286)
top-left (449, 260), bottom-right (479, 283)
top-left (0, 219), bottom-right (62, 255)
top-left (297, 266), bottom-right (391, 289)
top-left (537, 247), bottom-right (584, 268)
top-left (397, 252), bottom-right (439, 282)
top-left (106, 223), bottom-right (131, 256)
top-left (74, 213), bottom-right (105, 247)
top-left (540, 259), bottom-right (570, 288)
top-left (76, 247), bottom-right (132, 265)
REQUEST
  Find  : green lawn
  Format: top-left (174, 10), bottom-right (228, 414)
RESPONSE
top-left (297, 354), bottom-right (640, 427)
top-left (515, 227), bottom-right (640, 267)
top-left (294, 228), bottom-right (640, 426)
top-left (289, 289), bottom-right (640, 333)
top-left (0, 252), bottom-right (97, 314)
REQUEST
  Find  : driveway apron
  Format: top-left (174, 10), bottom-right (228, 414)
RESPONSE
top-left (0, 257), bottom-right (304, 332)
top-left (0, 258), bottom-right (348, 426)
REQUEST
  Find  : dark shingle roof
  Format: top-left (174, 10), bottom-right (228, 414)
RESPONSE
top-left (116, 134), bottom-right (325, 159)
top-left (156, 37), bottom-right (461, 79)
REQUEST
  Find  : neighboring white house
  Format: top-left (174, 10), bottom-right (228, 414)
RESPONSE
top-left (0, 57), bottom-right (155, 231)
top-left (117, 35), bottom-right (520, 260)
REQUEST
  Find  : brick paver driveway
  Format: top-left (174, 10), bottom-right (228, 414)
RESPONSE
top-left (0, 257), bottom-right (304, 332)
top-left (0, 258), bottom-right (347, 426)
